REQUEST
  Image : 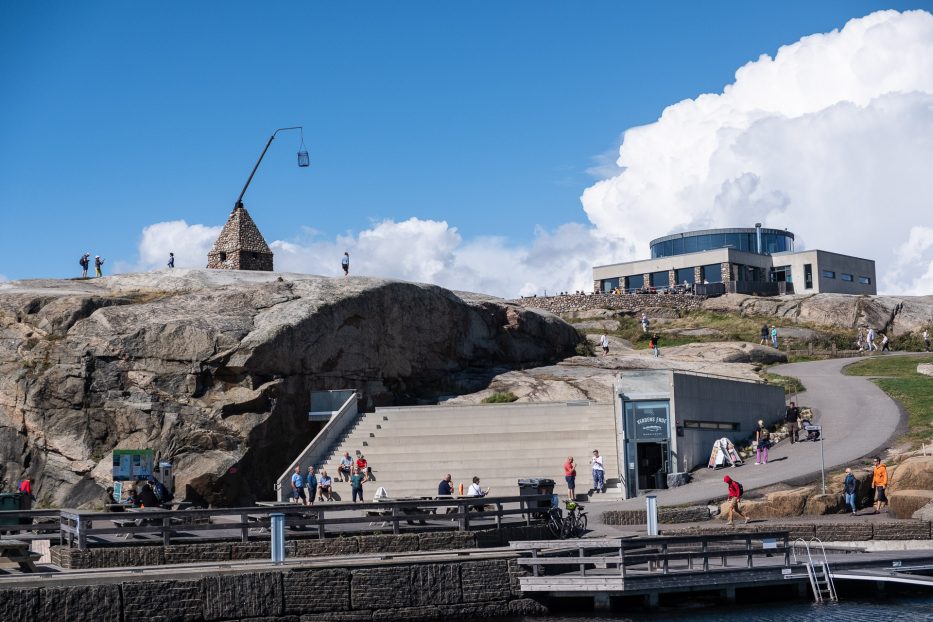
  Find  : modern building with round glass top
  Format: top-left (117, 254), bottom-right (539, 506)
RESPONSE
top-left (650, 227), bottom-right (794, 258)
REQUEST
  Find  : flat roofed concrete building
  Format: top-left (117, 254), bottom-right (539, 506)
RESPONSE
top-left (593, 225), bottom-right (876, 296)
top-left (614, 369), bottom-right (785, 499)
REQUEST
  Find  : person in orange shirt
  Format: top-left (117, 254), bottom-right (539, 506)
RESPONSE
top-left (563, 457), bottom-right (576, 501)
top-left (872, 457), bottom-right (888, 514)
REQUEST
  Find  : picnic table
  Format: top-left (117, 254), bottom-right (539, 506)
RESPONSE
top-left (0, 539), bottom-right (40, 572)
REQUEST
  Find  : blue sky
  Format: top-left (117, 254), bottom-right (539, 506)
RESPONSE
top-left (1, 2), bottom-right (931, 291)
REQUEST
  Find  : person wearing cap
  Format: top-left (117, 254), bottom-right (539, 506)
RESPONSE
top-left (94, 255), bottom-right (105, 277)
top-left (590, 449), bottom-right (605, 494)
top-left (723, 475), bottom-right (748, 526)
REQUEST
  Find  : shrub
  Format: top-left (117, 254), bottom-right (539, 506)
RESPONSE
top-left (482, 392), bottom-right (519, 404)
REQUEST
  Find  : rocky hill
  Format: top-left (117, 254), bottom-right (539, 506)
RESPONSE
top-left (0, 270), bottom-right (580, 507)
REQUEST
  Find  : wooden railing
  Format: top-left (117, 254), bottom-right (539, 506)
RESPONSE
top-left (59, 494), bottom-right (551, 550)
top-left (0, 509), bottom-right (63, 536)
top-left (512, 531), bottom-right (792, 578)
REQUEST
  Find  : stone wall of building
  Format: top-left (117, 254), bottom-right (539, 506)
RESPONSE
top-left (515, 292), bottom-right (706, 316)
top-left (206, 205), bottom-right (274, 271)
top-left (51, 525), bottom-right (550, 570)
top-left (0, 556), bottom-right (547, 622)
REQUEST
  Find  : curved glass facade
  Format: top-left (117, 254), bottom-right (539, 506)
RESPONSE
top-left (650, 228), bottom-right (794, 258)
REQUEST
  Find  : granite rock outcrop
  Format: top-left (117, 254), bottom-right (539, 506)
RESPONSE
top-left (0, 270), bottom-right (580, 507)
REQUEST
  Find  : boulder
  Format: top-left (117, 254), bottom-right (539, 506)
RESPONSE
top-left (666, 472), bottom-right (692, 488)
top-left (912, 500), bottom-right (933, 521)
top-left (918, 364), bottom-right (933, 378)
top-left (888, 456), bottom-right (933, 492)
top-left (764, 487), bottom-right (811, 517)
top-left (0, 270), bottom-right (581, 507)
top-left (804, 493), bottom-right (845, 515)
top-left (663, 342), bottom-right (787, 365)
top-left (889, 490), bottom-right (933, 520)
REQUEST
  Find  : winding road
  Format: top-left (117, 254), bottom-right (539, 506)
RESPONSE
top-left (607, 356), bottom-right (906, 509)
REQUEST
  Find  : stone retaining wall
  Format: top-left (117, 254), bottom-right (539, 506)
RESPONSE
top-left (602, 506), bottom-right (711, 526)
top-left (662, 520), bottom-right (932, 541)
top-left (514, 292), bottom-right (706, 316)
top-left (0, 557), bottom-right (546, 622)
top-left (51, 525), bottom-right (549, 570)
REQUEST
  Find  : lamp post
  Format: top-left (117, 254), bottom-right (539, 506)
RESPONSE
top-left (234, 126), bottom-right (309, 210)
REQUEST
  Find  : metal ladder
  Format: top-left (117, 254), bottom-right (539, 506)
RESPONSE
top-left (793, 537), bottom-right (838, 603)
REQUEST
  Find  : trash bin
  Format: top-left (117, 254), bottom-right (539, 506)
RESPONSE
top-left (0, 493), bottom-right (18, 526)
top-left (518, 478), bottom-right (556, 515)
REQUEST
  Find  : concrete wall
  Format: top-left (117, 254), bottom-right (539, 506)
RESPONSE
top-left (671, 374), bottom-right (785, 472)
top-left (767, 249), bottom-right (876, 295)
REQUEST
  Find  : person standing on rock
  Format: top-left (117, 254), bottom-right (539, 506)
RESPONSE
top-left (590, 449), bottom-right (605, 494)
top-left (722, 475), bottom-right (749, 526)
top-left (94, 255), bottom-right (105, 277)
top-left (754, 420), bottom-right (770, 465)
top-left (167, 252), bottom-right (174, 269)
top-left (650, 333), bottom-right (661, 358)
top-left (770, 325), bottom-right (778, 348)
top-left (79, 253), bottom-right (91, 278)
top-left (872, 457), bottom-right (888, 514)
top-left (641, 313), bottom-right (649, 333)
top-left (599, 333), bottom-right (609, 355)
top-left (759, 324), bottom-right (769, 346)
top-left (341, 251), bottom-right (350, 277)
top-left (564, 457), bottom-right (576, 500)
top-left (844, 468), bottom-right (858, 515)
top-left (784, 401), bottom-right (800, 444)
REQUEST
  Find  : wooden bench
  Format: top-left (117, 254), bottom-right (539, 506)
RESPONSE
top-left (0, 539), bottom-right (40, 572)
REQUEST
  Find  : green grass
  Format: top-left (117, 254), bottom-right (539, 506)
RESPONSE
top-left (759, 371), bottom-right (806, 395)
top-left (843, 355), bottom-right (933, 443)
top-left (481, 392), bottom-right (519, 404)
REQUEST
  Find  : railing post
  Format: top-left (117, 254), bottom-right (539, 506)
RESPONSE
top-left (662, 542), bottom-right (669, 574)
top-left (531, 546), bottom-right (539, 577)
top-left (702, 539), bottom-right (709, 572)
top-left (240, 513), bottom-right (249, 543)
top-left (645, 495), bottom-right (658, 536)
top-left (162, 516), bottom-right (171, 546)
top-left (391, 506), bottom-right (400, 535)
top-left (784, 534), bottom-right (790, 566)
top-left (77, 515), bottom-right (87, 550)
top-left (317, 509), bottom-right (326, 540)
top-left (579, 545), bottom-right (586, 576)
top-left (270, 513), bottom-right (285, 564)
top-left (495, 502), bottom-right (503, 529)
top-left (620, 542), bottom-right (626, 577)
top-left (459, 501), bottom-right (469, 532)
top-left (746, 536), bottom-right (753, 568)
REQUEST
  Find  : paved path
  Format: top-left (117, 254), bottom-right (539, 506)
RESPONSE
top-left (600, 356), bottom-right (906, 510)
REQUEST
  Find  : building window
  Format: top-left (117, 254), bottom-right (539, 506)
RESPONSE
top-left (770, 265), bottom-right (792, 283)
top-left (804, 264), bottom-right (813, 289)
top-left (675, 268), bottom-right (695, 285)
top-left (650, 271), bottom-right (670, 288)
top-left (683, 420), bottom-right (739, 431)
top-left (859, 276), bottom-right (872, 285)
top-left (841, 273), bottom-right (853, 282)
top-left (219, 252), bottom-right (227, 262)
top-left (822, 270), bottom-right (835, 279)
top-left (628, 274), bottom-right (644, 290)
top-left (701, 263), bottom-right (722, 283)
top-left (601, 278), bottom-right (619, 292)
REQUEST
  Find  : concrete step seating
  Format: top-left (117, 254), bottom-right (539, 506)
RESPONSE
top-left (311, 401), bottom-right (621, 500)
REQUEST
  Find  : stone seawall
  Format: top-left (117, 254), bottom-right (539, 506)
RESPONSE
top-left (0, 556), bottom-right (546, 622)
top-left (514, 292), bottom-right (706, 316)
top-left (51, 525), bottom-right (549, 570)
top-left (663, 520), bottom-right (932, 541)
top-left (602, 506), bottom-right (712, 525)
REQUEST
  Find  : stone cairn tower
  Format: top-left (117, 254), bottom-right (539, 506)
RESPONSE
top-left (206, 204), bottom-right (274, 271)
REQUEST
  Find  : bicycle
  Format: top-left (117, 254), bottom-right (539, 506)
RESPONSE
top-left (544, 506), bottom-right (563, 538)
top-left (560, 501), bottom-right (587, 538)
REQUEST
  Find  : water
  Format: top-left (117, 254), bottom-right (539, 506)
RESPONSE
top-left (490, 595), bottom-right (933, 621)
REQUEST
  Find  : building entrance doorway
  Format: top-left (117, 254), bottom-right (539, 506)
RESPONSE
top-left (636, 442), bottom-right (668, 490)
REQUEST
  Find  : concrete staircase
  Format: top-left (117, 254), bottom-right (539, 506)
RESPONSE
top-left (312, 401), bottom-right (620, 501)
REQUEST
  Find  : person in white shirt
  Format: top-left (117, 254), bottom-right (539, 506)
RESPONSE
top-left (591, 449), bottom-right (605, 494)
top-left (924, 329), bottom-right (930, 352)
top-left (467, 476), bottom-right (488, 511)
top-left (599, 334), bottom-right (609, 355)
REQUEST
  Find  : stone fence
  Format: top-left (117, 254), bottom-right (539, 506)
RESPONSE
top-left (602, 506), bottom-right (711, 526)
top-left (513, 292), bottom-right (706, 316)
top-left (51, 524), bottom-right (550, 570)
top-left (0, 556), bottom-right (546, 622)
top-left (662, 520), bottom-right (932, 541)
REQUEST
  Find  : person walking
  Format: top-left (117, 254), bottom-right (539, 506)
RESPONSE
top-left (872, 457), bottom-right (888, 514)
top-left (641, 313), bottom-right (649, 334)
top-left (590, 449), bottom-right (605, 494)
top-left (759, 324), bottom-right (769, 346)
top-left (341, 251), bottom-right (350, 277)
top-left (754, 420), bottom-right (770, 465)
top-left (867, 327), bottom-right (877, 351)
top-left (167, 252), bottom-right (174, 268)
top-left (924, 329), bottom-right (930, 352)
top-left (784, 401), bottom-right (800, 444)
top-left (650, 333), bottom-right (661, 358)
top-left (856, 327), bottom-right (864, 351)
top-left (599, 333), bottom-right (609, 355)
top-left (880, 333), bottom-right (890, 352)
top-left (94, 255), bottom-right (105, 277)
top-left (770, 325), bottom-right (778, 348)
top-left (723, 475), bottom-right (749, 526)
top-left (564, 456), bottom-right (576, 501)
top-left (843, 468), bottom-right (858, 515)
top-left (79, 253), bottom-right (91, 278)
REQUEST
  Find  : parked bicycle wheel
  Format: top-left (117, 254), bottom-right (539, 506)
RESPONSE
top-left (573, 512), bottom-right (588, 537)
top-left (545, 508), bottom-right (563, 539)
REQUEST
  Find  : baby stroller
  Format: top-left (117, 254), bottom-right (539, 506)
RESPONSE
top-left (802, 420), bottom-right (821, 441)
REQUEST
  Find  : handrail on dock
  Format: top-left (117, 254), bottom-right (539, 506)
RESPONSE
top-left (513, 531), bottom-right (792, 578)
top-left (57, 494), bottom-right (551, 550)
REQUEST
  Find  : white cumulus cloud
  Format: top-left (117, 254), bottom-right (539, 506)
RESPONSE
top-left (135, 220), bottom-right (222, 270)
top-left (582, 9), bottom-right (933, 294)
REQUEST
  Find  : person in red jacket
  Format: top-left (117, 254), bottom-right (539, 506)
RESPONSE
top-left (723, 475), bottom-right (749, 526)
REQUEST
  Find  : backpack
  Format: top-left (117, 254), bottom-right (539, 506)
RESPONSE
top-left (735, 481), bottom-right (744, 497)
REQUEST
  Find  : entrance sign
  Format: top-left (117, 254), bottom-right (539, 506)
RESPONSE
top-left (112, 449), bottom-right (155, 481)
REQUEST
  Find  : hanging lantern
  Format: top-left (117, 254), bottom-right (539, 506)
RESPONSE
top-left (297, 149), bottom-right (310, 167)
